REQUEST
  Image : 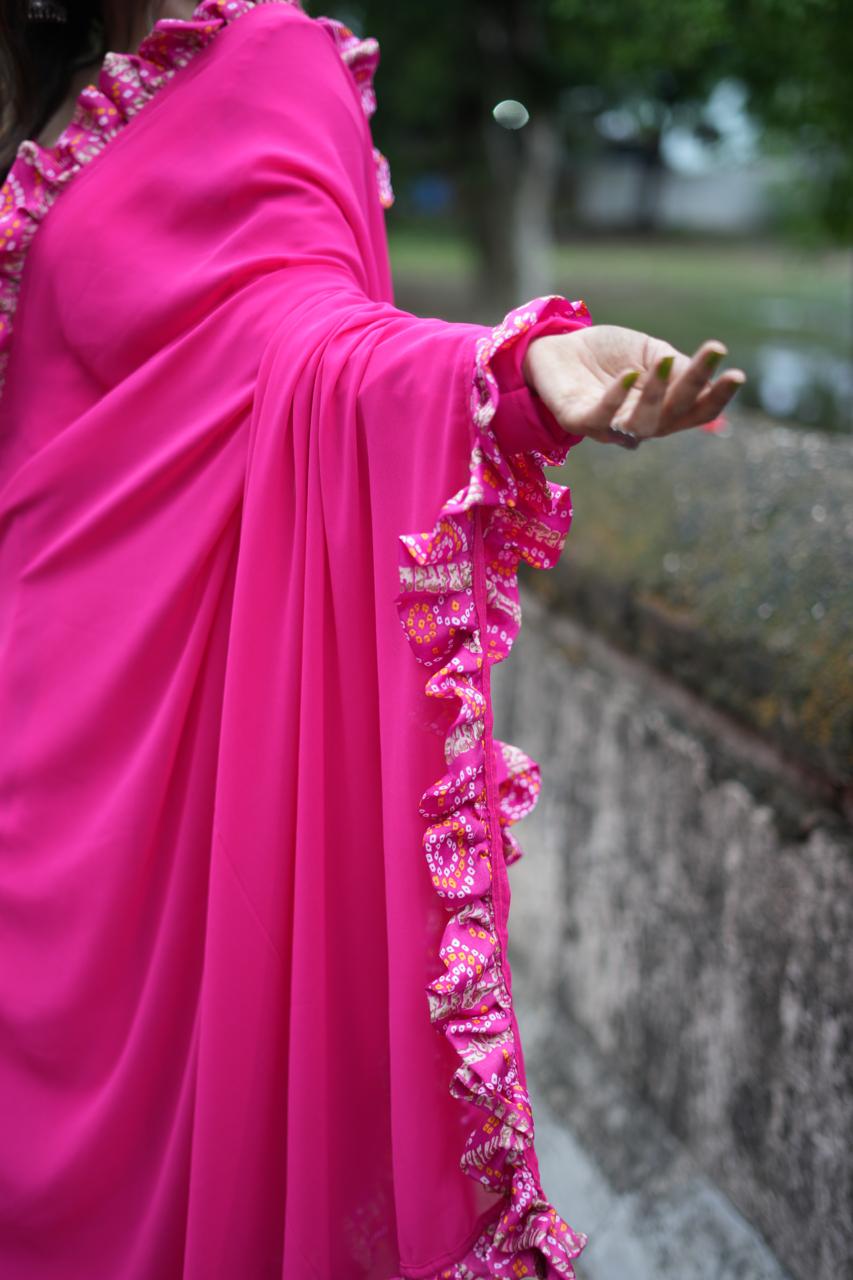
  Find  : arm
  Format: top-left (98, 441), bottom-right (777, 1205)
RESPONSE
top-left (223, 20), bottom-right (744, 1277)
top-left (223, 5), bottom-right (745, 463)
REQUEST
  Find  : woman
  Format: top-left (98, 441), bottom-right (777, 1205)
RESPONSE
top-left (0, 2), bottom-right (745, 1277)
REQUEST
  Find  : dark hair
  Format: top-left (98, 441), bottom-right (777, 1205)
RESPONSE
top-left (0, 1), bottom-right (145, 182)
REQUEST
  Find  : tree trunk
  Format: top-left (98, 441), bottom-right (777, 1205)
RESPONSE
top-left (475, 116), bottom-right (523, 309)
top-left (463, 1), bottom-right (561, 313)
top-left (514, 112), bottom-right (561, 299)
top-left (635, 128), bottom-right (665, 233)
top-left (467, 109), bottom-right (561, 312)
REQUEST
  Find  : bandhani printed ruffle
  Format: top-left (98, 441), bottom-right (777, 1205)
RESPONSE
top-left (319, 15), bottom-right (395, 211)
top-left (395, 295), bottom-right (592, 1278)
top-left (0, 0), bottom-right (393, 407)
top-left (494, 738), bottom-right (542, 868)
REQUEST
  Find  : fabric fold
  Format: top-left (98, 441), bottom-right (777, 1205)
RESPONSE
top-left (0, 0), bottom-right (392, 407)
top-left (1, 0), bottom-right (595, 1273)
top-left (395, 295), bottom-right (592, 1278)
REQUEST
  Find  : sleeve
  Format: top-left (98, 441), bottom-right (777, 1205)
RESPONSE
top-left (225, 6), bottom-right (590, 1275)
top-left (489, 306), bottom-right (592, 454)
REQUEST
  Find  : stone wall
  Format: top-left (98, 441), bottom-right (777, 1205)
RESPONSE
top-left (494, 410), bottom-right (853, 1280)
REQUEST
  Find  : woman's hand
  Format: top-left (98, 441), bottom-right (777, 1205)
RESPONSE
top-left (522, 324), bottom-right (747, 448)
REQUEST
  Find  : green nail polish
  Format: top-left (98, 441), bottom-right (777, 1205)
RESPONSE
top-left (656, 355), bottom-right (674, 381)
top-left (704, 350), bottom-right (724, 371)
top-left (621, 370), bottom-right (640, 389)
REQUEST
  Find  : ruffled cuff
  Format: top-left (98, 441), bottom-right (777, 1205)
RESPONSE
top-left (394, 295), bottom-right (591, 1279)
top-left (489, 303), bottom-right (592, 457)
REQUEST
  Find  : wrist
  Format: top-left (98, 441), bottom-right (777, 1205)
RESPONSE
top-left (485, 300), bottom-right (593, 454)
top-left (519, 317), bottom-right (589, 396)
top-left (521, 340), bottom-right (540, 393)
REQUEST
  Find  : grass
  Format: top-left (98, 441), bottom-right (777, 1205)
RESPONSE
top-left (551, 237), bottom-right (850, 355)
top-left (388, 229), bottom-right (853, 430)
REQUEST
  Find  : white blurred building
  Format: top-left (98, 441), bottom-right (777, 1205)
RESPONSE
top-left (573, 152), bottom-right (794, 233)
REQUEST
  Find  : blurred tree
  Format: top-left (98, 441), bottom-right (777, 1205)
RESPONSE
top-left (315, 0), bottom-right (852, 300)
top-left (727, 0), bottom-right (852, 241)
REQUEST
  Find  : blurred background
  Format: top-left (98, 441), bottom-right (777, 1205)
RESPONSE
top-left (311, 3), bottom-right (851, 1279)
top-left (320, 0), bottom-right (852, 434)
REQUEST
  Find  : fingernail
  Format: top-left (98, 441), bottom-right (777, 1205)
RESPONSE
top-left (656, 355), bottom-right (674, 381)
top-left (704, 350), bottom-right (724, 371)
top-left (621, 370), bottom-right (640, 389)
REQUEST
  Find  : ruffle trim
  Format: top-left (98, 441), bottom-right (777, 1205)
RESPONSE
top-left (0, 0), bottom-right (393, 407)
top-left (394, 295), bottom-right (592, 1278)
top-left (316, 14), bottom-right (395, 211)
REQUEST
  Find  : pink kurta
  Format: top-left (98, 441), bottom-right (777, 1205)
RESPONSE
top-left (0, 2), bottom-right (592, 1275)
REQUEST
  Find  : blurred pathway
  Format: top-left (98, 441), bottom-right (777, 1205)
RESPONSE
top-left (514, 975), bottom-right (793, 1280)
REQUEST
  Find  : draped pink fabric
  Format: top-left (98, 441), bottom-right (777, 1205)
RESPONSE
top-left (0, 2), bottom-right (593, 1275)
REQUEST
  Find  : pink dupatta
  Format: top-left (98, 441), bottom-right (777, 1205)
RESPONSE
top-left (0, 2), bottom-right (591, 1275)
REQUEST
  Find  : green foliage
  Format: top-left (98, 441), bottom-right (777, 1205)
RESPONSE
top-left (728, 0), bottom-right (853, 239)
top-left (314, 0), bottom-right (852, 242)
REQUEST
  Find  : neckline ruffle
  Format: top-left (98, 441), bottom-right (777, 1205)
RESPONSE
top-left (0, 0), bottom-right (393, 409)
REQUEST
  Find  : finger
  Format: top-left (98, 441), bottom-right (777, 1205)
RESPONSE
top-left (661, 369), bottom-right (747, 435)
top-left (561, 367), bottom-right (644, 447)
top-left (619, 350), bottom-right (683, 437)
top-left (579, 366), bottom-right (643, 432)
top-left (577, 415), bottom-right (643, 450)
top-left (586, 428), bottom-right (642, 450)
top-left (580, 416), bottom-right (644, 450)
top-left (600, 425), bottom-right (643, 450)
top-left (661, 340), bottom-right (727, 422)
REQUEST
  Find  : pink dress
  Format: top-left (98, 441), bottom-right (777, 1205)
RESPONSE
top-left (0, 2), bottom-right (593, 1275)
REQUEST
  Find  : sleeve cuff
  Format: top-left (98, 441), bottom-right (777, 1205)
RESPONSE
top-left (489, 304), bottom-right (591, 456)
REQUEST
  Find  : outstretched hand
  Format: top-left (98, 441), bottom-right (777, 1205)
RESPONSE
top-left (522, 324), bottom-right (747, 448)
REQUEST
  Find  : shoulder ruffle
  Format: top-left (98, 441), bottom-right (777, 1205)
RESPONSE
top-left (394, 294), bottom-right (592, 1278)
top-left (0, 0), bottom-right (393, 407)
top-left (314, 16), bottom-right (395, 211)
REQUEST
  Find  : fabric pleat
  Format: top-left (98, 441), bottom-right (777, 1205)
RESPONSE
top-left (0, 3), bottom-right (590, 1275)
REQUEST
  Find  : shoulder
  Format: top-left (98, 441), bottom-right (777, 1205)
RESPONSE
top-left (212, 2), bottom-right (353, 73)
top-left (190, 1), bottom-right (392, 203)
top-left (209, 2), bottom-right (373, 117)
top-left (221, 0), bottom-right (314, 38)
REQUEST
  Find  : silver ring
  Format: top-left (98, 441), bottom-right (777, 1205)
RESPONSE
top-left (608, 423), bottom-right (641, 446)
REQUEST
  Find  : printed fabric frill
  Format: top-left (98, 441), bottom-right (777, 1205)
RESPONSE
top-left (0, 0), bottom-right (393, 406)
top-left (395, 295), bottom-right (592, 1279)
